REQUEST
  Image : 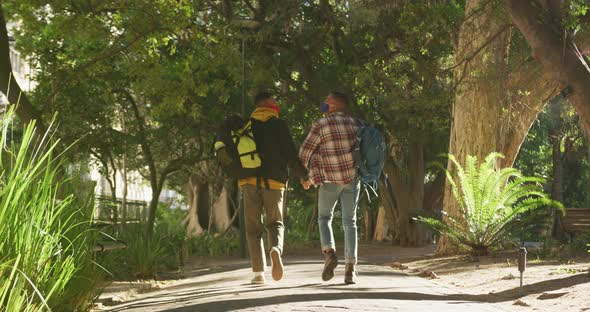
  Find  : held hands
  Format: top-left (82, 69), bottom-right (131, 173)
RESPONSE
top-left (300, 178), bottom-right (313, 190)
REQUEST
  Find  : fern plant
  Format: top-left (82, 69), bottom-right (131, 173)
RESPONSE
top-left (419, 153), bottom-right (563, 256)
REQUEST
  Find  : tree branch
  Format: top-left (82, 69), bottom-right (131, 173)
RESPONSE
top-left (505, 0), bottom-right (590, 134)
top-left (114, 88), bottom-right (159, 188)
top-left (0, 4), bottom-right (46, 131)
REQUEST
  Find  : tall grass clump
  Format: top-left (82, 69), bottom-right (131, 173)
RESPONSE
top-left (419, 153), bottom-right (563, 256)
top-left (0, 107), bottom-right (101, 311)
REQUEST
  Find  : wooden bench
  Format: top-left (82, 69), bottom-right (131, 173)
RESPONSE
top-left (563, 208), bottom-right (590, 236)
top-left (94, 241), bottom-right (127, 252)
top-left (92, 222), bottom-right (128, 253)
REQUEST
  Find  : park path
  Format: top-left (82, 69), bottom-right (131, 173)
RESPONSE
top-left (102, 249), bottom-right (512, 312)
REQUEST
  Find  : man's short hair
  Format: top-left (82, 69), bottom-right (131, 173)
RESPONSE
top-left (329, 91), bottom-right (348, 106)
top-left (254, 92), bottom-right (274, 105)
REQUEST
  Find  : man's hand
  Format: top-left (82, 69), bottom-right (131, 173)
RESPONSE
top-left (300, 178), bottom-right (312, 190)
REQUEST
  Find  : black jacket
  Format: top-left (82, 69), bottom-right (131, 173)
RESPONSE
top-left (251, 116), bottom-right (308, 184)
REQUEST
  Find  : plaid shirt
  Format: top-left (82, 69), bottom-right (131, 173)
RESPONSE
top-left (299, 112), bottom-right (359, 185)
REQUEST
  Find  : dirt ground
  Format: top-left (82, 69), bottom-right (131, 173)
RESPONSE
top-left (393, 250), bottom-right (590, 312)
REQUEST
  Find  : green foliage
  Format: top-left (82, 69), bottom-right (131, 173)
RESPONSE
top-left (285, 191), bottom-right (319, 249)
top-left (2, 0), bottom-right (465, 244)
top-left (156, 207), bottom-right (190, 268)
top-left (568, 232), bottom-right (590, 256)
top-left (189, 233), bottom-right (240, 258)
top-left (563, 0), bottom-right (590, 30)
top-left (0, 107), bottom-right (101, 311)
top-left (419, 153), bottom-right (563, 256)
top-left (100, 205), bottom-right (236, 279)
top-left (514, 107), bottom-right (553, 180)
top-left (516, 100), bottom-right (590, 208)
top-left (101, 207), bottom-right (187, 280)
top-left (99, 224), bottom-right (161, 279)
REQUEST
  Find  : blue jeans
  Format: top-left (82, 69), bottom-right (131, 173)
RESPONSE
top-left (318, 182), bottom-right (360, 264)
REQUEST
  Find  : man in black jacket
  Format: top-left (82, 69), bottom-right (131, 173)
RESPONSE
top-left (239, 92), bottom-right (308, 284)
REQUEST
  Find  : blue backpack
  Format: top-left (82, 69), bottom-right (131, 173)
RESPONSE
top-left (354, 121), bottom-right (386, 200)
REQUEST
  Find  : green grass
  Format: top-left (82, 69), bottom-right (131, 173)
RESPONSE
top-left (0, 107), bottom-right (102, 311)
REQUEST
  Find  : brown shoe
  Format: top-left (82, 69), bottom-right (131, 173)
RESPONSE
top-left (322, 249), bottom-right (338, 281)
top-left (270, 247), bottom-right (284, 281)
top-left (344, 263), bottom-right (357, 285)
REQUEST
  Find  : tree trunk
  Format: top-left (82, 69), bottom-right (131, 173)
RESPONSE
top-left (361, 199), bottom-right (374, 241)
top-left (182, 175), bottom-right (205, 238)
top-left (121, 117), bottom-right (128, 226)
top-left (121, 155), bottom-right (128, 225)
top-left (125, 89), bottom-right (169, 242)
top-left (211, 185), bottom-right (231, 233)
top-left (198, 182), bottom-right (210, 230)
top-left (423, 172), bottom-right (445, 214)
top-left (146, 180), bottom-right (163, 241)
top-left (373, 205), bottom-right (390, 242)
top-left (383, 144), bottom-right (429, 246)
top-left (438, 0), bottom-right (559, 254)
top-left (108, 177), bottom-right (118, 226)
top-left (108, 156), bottom-right (119, 226)
top-left (549, 97), bottom-right (565, 239)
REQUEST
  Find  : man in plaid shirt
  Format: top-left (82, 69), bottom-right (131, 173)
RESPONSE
top-left (299, 91), bottom-right (360, 284)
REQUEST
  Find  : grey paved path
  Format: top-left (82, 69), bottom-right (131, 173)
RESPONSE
top-left (105, 259), bottom-right (511, 312)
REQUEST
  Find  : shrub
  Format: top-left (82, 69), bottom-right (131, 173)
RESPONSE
top-left (101, 207), bottom-right (191, 279)
top-left (189, 233), bottom-right (240, 257)
top-left (156, 206), bottom-right (190, 268)
top-left (0, 108), bottom-right (101, 311)
top-left (419, 153), bottom-right (563, 256)
top-left (568, 232), bottom-right (590, 257)
top-left (99, 223), bottom-right (166, 279)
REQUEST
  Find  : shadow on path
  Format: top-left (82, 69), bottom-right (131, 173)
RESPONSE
top-left (108, 272), bottom-right (589, 311)
top-left (163, 273), bottom-right (589, 312)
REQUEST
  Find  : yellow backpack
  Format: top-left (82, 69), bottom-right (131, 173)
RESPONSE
top-left (232, 120), bottom-right (262, 170)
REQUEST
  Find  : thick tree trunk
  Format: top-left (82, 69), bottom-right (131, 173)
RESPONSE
top-left (438, 0), bottom-right (558, 254)
top-left (198, 182), bottom-right (210, 230)
top-left (211, 186), bottom-right (232, 233)
top-left (382, 144), bottom-right (429, 246)
top-left (182, 175), bottom-right (205, 238)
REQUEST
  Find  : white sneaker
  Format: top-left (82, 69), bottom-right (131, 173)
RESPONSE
top-left (251, 274), bottom-right (265, 285)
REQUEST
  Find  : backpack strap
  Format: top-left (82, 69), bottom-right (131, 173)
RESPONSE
top-left (255, 175), bottom-right (270, 190)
